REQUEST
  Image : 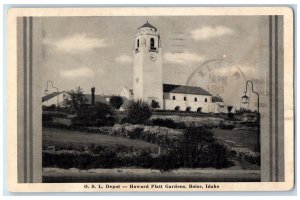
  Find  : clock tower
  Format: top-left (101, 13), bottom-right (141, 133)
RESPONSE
top-left (132, 21), bottom-right (163, 107)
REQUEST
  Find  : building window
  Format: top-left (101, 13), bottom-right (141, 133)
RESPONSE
top-left (150, 38), bottom-right (155, 48)
top-left (184, 97), bottom-right (186, 101)
top-left (173, 96), bottom-right (176, 100)
top-left (137, 39), bottom-right (139, 48)
top-left (186, 107), bottom-right (191, 112)
top-left (195, 97), bottom-right (197, 102)
top-left (205, 98), bottom-right (207, 102)
top-left (175, 106), bottom-right (180, 111)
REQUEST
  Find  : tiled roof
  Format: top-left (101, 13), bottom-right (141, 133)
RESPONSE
top-left (163, 84), bottom-right (212, 96)
top-left (42, 92), bottom-right (64, 102)
top-left (138, 21), bottom-right (157, 31)
top-left (212, 96), bottom-right (224, 102)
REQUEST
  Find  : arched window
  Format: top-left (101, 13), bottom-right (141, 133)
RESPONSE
top-left (150, 38), bottom-right (155, 48)
top-left (205, 98), bottom-right (207, 102)
top-left (186, 107), bottom-right (191, 112)
top-left (197, 107), bottom-right (202, 113)
top-left (175, 106), bottom-right (180, 111)
top-left (137, 39), bottom-right (139, 48)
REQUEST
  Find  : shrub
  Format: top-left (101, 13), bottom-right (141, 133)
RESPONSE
top-left (202, 143), bottom-right (229, 169)
top-left (153, 151), bottom-right (179, 173)
top-left (94, 102), bottom-right (115, 126)
top-left (151, 115), bottom-right (221, 129)
top-left (183, 125), bottom-right (215, 144)
top-left (111, 124), bottom-right (182, 147)
top-left (73, 153), bottom-right (94, 170)
top-left (42, 150), bottom-right (152, 169)
top-left (227, 106), bottom-right (234, 119)
top-left (232, 149), bottom-right (261, 166)
top-left (239, 121), bottom-right (259, 128)
top-left (151, 118), bottom-right (186, 129)
top-left (125, 100), bottom-right (152, 124)
top-left (150, 100), bottom-right (160, 109)
top-left (219, 120), bottom-right (236, 130)
top-left (72, 102), bottom-right (115, 127)
top-left (42, 105), bottom-right (56, 111)
top-left (42, 113), bottom-right (53, 122)
top-left (109, 96), bottom-right (124, 109)
top-left (71, 107), bottom-right (94, 126)
top-left (42, 112), bottom-right (68, 122)
top-left (227, 112), bottom-right (234, 119)
top-left (136, 150), bottom-right (153, 168)
top-left (152, 118), bottom-right (174, 128)
top-left (42, 152), bottom-right (74, 169)
top-left (42, 121), bottom-right (70, 129)
top-left (178, 126), bottom-right (230, 168)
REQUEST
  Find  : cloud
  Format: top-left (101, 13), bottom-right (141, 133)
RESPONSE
top-left (43, 33), bottom-right (107, 53)
top-left (115, 55), bottom-right (132, 63)
top-left (164, 52), bottom-right (205, 64)
top-left (60, 67), bottom-right (95, 78)
top-left (190, 26), bottom-right (234, 41)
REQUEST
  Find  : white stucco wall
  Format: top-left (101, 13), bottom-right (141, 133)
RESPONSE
top-left (132, 48), bottom-right (144, 100)
top-left (163, 92), bottom-right (220, 113)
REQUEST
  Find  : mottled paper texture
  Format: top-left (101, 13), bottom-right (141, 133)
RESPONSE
top-left (7, 7), bottom-right (294, 192)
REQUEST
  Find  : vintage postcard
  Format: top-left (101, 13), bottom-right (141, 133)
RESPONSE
top-left (6, 7), bottom-right (294, 192)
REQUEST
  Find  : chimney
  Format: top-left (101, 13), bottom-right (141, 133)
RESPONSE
top-left (91, 87), bottom-right (95, 105)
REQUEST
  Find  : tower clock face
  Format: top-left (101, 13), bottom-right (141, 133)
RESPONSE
top-left (150, 54), bottom-right (156, 61)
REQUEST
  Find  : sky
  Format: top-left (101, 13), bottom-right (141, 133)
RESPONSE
top-left (41, 16), bottom-right (270, 108)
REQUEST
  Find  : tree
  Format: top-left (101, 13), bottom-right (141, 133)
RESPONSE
top-left (73, 102), bottom-right (115, 127)
top-left (150, 100), bottom-right (160, 109)
top-left (178, 125), bottom-right (230, 168)
top-left (125, 100), bottom-right (152, 124)
top-left (109, 96), bottom-right (124, 109)
top-left (227, 106), bottom-right (234, 119)
top-left (65, 87), bottom-right (88, 113)
top-left (153, 151), bottom-right (179, 173)
top-left (94, 102), bottom-right (115, 126)
top-left (180, 126), bottom-right (214, 167)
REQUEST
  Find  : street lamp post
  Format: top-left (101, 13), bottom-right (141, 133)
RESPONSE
top-left (241, 80), bottom-right (260, 152)
top-left (45, 80), bottom-right (59, 109)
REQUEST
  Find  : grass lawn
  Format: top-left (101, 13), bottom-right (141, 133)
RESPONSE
top-left (43, 128), bottom-right (159, 152)
top-left (42, 127), bottom-right (260, 182)
top-left (213, 129), bottom-right (258, 151)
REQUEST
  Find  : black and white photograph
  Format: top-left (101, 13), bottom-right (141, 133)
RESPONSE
top-left (6, 7), bottom-right (294, 192)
